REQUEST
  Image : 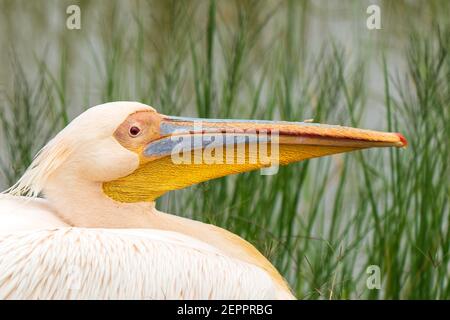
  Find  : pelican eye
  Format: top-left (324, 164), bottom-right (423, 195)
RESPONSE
top-left (129, 126), bottom-right (141, 137)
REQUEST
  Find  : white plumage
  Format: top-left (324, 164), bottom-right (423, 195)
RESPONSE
top-left (0, 195), bottom-right (287, 300)
top-left (0, 228), bottom-right (276, 299)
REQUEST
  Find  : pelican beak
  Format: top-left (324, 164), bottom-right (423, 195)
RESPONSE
top-left (103, 114), bottom-right (407, 203)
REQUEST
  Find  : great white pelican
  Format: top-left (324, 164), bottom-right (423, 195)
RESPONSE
top-left (0, 102), bottom-right (406, 299)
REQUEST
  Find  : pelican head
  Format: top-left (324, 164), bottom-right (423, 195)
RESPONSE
top-left (9, 101), bottom-right (407, 206)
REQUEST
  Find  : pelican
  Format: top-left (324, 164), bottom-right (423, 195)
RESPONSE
top-left (0, 102), bottom-right (406, 299)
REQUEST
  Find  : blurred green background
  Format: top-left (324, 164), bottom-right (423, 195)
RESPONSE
top-left (0, 0), bottom-right (449, 299)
